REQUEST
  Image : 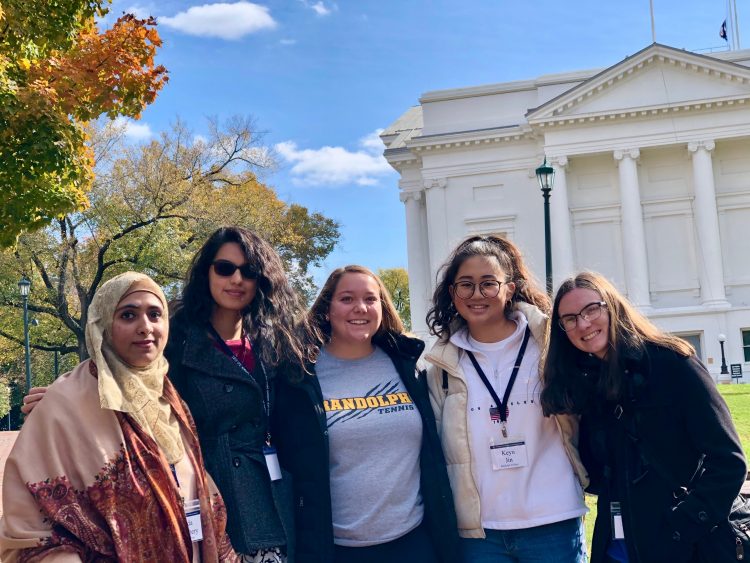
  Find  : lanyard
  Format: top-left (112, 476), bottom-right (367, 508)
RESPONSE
top-left (466, 325), bottom-right (531, 437)
top-left (170, 463), bottom-right (180, 488)
top-left (207, 324), bottom-right (273, 444)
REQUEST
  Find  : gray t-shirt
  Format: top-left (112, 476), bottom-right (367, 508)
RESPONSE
top-left (316, 346), bottom-right (424, 546)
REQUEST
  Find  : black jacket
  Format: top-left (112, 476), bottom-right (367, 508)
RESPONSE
top-left (165, 311), bottom-right (295, 558)
top-left (272, 332), bottom-right (459, 563)
top-left (578, 344), bottom-right (746, 563)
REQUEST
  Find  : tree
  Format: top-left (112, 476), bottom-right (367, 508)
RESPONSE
top-left (0, 117), bottom-right (340, 363)
top-left (0, 0), bottom-right (168, 246)
top-left (379, 268), bottom-right (411, 331)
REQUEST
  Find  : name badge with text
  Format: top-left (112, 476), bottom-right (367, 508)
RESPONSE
top-left (184, 498), bottom-right (203, 542)
top-left (611, 501), bottom-right (625, 539)
top-left (489, 436), bottom-right (528, 470)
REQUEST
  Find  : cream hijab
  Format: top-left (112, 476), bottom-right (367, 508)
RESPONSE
top-left (85, 272), bottom-right (184, 464)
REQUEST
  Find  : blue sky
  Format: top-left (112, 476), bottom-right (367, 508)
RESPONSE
top-left (104, 0), bottom-right (745, 284)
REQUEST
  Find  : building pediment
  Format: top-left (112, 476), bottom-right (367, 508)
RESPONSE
top-left (527, 43), bottom-right (750, 126)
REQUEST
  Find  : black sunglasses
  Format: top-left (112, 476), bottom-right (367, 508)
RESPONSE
top-left (211, 260), bottom-right (259, 280)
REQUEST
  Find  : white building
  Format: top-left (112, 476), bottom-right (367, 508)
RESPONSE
top-left (383, 43), bottom-right (750, 381)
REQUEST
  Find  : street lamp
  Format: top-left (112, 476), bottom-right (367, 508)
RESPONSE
top-left (535, 157), bottom-right (555, 296)
top-left (718, 333), bottom-right (729, 375)
top-left (18, 277), bottom-right (32, 393)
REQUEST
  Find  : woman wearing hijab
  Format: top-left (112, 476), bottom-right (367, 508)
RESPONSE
top-left (0, 272), bottom-right (237, 562)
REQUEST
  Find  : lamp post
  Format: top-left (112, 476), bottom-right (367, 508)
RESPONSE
top-left (718, 333), bottom-right (729, 376)
top-left (535, 158), bottom-right (555, 296)
top-left (18, 277), bottom-right (31, 394)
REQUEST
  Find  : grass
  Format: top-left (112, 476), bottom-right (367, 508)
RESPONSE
top-left (581, 383), bottom-right (750, 552)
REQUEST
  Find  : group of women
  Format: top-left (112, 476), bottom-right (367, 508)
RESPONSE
top-left (1, 228), bottom-right (746, 563)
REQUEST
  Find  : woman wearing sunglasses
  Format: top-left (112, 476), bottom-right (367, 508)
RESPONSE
top-left (164, 226), bottom-right (315, 562)
top-left (540, 272), bottom-right (746, 563)
top-left (20, 227), bottom-right (313, 561)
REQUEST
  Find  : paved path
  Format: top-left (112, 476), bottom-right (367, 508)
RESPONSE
top-left (0, 431), bottom-right (19, 520)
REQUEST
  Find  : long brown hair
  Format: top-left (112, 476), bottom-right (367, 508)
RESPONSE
top-left (426, 235), bottom-right (550, 340)
top-left (540, 271), bottom-right (693, 414)
top-left (309, 265), bottom-right (405, 344)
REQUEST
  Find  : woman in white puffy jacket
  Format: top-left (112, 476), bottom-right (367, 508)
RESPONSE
top-left (424, 235), bottom-right (589, 563)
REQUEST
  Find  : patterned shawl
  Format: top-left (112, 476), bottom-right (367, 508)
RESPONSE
top-left (0, 273), bottom-right (239, 563)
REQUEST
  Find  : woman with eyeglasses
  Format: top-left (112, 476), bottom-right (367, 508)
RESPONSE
top-left (540, 272), bottom-right (746, 563)
top-left (424, 235), bottom-right (588, 563)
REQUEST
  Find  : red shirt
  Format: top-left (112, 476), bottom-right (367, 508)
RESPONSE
top-left (215, 337), bottom-right (256, 373)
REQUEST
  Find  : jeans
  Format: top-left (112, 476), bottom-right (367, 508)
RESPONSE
top-left (460, 517), bottom-right (586, 563)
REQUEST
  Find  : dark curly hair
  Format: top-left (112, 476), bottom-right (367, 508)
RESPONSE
top-left (176, 226), bottom-right (316, 372)
top-left (426, 234), bottom-right (550, 340)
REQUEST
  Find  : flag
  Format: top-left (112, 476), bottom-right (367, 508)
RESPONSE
top-left (721, 19), bottom-right (728, 41)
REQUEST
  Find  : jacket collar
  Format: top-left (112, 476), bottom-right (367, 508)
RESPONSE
top-left (180, 321), bottom-right (274, 384)
top-left (374, 331), bottom-right (425, 362)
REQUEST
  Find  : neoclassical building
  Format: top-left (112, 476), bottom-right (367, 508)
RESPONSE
top-left (382, 43), bottom-right (750, 381)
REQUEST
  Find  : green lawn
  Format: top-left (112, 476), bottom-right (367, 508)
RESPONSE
top-left (582, 383), bottom-right (750, 552)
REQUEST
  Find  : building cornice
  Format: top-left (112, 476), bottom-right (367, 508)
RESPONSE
top-left (405, 124), bottom-right (535, 154)
top-left (528, 44), bottom-right (750, 125)
top-left (531, 94), bottom-right (750, 129)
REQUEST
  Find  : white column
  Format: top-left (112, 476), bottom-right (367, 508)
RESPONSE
top-left (614, 149), bottom-right (652, 311)
top-left (424, 178), bottom-right (449, 289)
top-left (400, 188), bottom-right (430, 338)
top-left (549, 156), bottom-right (575, 289)
top-left (688, 140), bottom-right (730, 308)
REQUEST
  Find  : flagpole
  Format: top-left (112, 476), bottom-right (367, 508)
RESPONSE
top-left (649, 0), bottom-right (656, 42)
top-left (733, 0), bottom-right (741, 49)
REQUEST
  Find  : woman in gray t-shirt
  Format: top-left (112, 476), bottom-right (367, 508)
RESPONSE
top-left (273, 265), bottom-right (459, 563)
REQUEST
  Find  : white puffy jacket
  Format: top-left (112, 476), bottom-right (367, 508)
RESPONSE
top-left (424, 301), bottom-right (589, 539)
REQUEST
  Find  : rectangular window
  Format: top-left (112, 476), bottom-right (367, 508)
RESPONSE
top-left (742, 330), bottom-right (750, 363)
top-left (674, 332), bottom-right (703, 361)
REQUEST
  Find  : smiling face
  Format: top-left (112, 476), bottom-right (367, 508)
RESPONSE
top-left (328, 272), bottom-right (383, 350)
top-left (110, 291), bottom-right (168, 367)
top-left (208, 242), bottom-right (257, 314)
top-left (558, 287), bottom-right (610, 359)
top-left (450, 255), bottom-right (515, 341)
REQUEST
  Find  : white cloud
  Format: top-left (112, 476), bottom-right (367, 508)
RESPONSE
top-left (275, 129), bottom-right (393, 187)
top-left (114, 117), bottom-right (153, 141)
top-left (310, 2), bottom-right (331, 16)
top-left (300, 0), bottom-right (332, 16)
top-left (159, 2), bottom-right (277, 40)
top-left (124, 4), bottom-right (153, 18)
top-left (280, 38), bottom-right (297, 45)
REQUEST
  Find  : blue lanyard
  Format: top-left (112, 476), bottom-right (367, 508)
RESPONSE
top-left (465, 326), bottom-right (531, 431)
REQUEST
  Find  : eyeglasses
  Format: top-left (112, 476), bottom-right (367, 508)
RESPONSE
top-left (211, 260), bottom-right (259, 280)
top-left (558, 301), bottom-right (607, 332)
top-left (451, 280), bottom-right (507, 300)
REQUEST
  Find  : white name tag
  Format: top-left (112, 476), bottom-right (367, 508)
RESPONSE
top-left (264, 444), bottom-right (282, 481)
top-left (490, 436), bottom-right (528, 470)
top-left (184, 499), bottom-right (203, 542)
top-left (611, 501), bottom-right (625, 539)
